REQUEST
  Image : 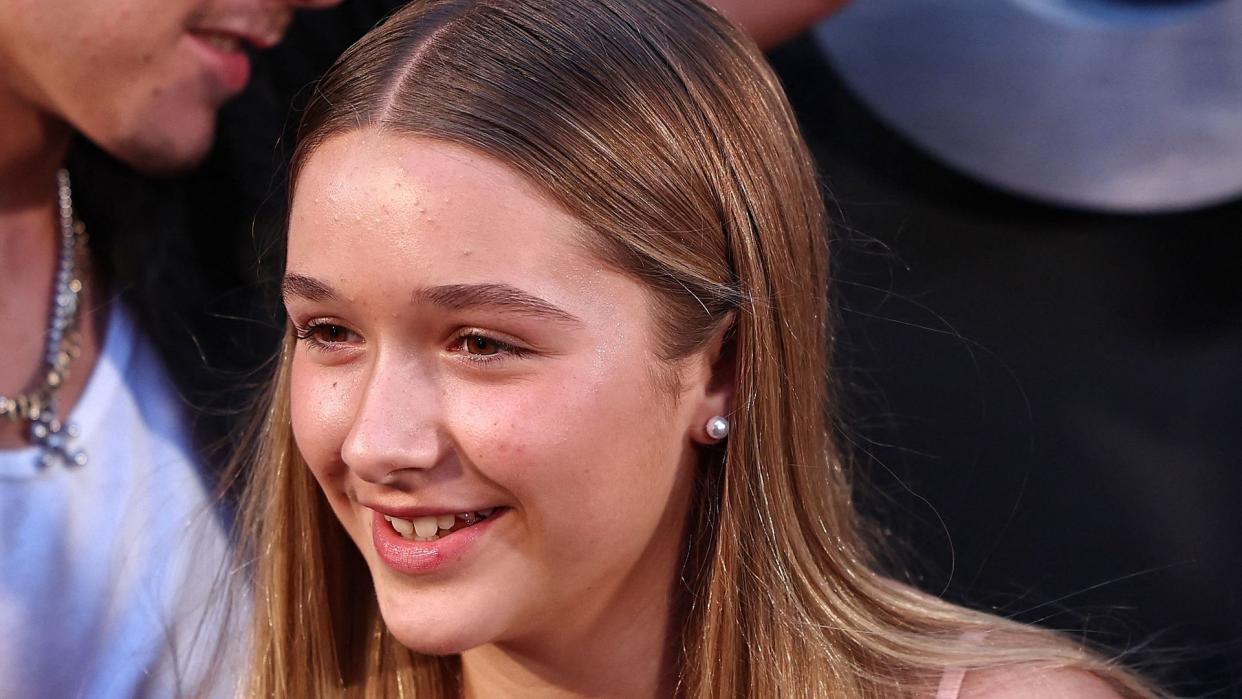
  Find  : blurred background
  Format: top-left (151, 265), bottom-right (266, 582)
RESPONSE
top-left (800, 1), bottom-right (1242, 695)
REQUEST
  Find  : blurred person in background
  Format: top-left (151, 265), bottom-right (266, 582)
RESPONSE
top-left (0, 0), bottom-right (340, 695)
top-left (796, 2), bottom-right (1242, 694)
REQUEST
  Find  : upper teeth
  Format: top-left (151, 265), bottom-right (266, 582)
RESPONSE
top-left (384, 509), bottom-right (496, 541)
top-left (203, 33), bottom-right (241, 52)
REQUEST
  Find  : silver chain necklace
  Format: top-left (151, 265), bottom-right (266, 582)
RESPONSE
top-left (0, 169), bottom-right (89, 468)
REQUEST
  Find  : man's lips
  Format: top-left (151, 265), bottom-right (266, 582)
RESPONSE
top-left (188, 26), bottom-right (279, 51)
top-left (183, 12), bottom-right (292, 94)
top-left (186, 30), bottom-right (253, 94)
top-left (188, 9), bottom-right (291, 51)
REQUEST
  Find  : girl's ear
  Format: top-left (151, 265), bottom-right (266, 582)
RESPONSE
top-left (690, 313), bottom-right (736, 445)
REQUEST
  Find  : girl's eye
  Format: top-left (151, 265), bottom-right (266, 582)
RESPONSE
top-left (455, 332), bottom-right (525, 362)
top-left (312, 325), bottom-right (351, 343)
top-left (295, 321), bottom-right (360, 349)
top-left (462, 334), bottom-right (504, 356)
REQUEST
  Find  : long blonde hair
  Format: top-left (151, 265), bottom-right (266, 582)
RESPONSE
top-left (233, 1), bottom-right (1161, 696)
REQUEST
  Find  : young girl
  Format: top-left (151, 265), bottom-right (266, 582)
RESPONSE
top-left (234, 1), bottom-right (1162, 696)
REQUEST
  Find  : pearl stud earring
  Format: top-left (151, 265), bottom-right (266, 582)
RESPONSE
top-left (705, 415), bottom-right (730, 440)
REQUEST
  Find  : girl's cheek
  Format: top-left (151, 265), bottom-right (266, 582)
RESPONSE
top-left (450, 378), bottom-right (577, 451)
top-left (291, 362), bottom-right (361, 479)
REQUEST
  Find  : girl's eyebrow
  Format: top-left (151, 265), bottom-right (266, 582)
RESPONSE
top-left (282, 273), bottom-right (581, 326)
top-left (416, 283), bottom-right (581, 325)
top-left (282, 273), bottom-right (337, 303)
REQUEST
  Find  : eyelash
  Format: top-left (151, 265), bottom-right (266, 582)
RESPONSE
top-left (292, 320), bottom-right (527, 363)
top-left (294, 320), bottom-right (357, 353)
top-left (452, 328), bottom-right (527, 364)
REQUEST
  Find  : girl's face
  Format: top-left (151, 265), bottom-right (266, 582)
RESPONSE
top-left (285, 132), bottom-right (730, 655)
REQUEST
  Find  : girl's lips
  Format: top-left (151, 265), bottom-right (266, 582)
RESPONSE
top-left (370, 507), bottom-right (501, 575)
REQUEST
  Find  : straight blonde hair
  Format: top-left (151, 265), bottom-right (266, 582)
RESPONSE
top-left (230, 1), bottom-right (1163, 696)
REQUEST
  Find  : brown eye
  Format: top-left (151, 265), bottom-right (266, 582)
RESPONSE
top-left (464, 335), bottom-right (500, 356)
top-left (314, 325), bottom-right (352, 343)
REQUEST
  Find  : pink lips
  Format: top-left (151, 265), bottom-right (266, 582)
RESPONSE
top-left (187, 31), bottom-right (253, 94)
top-left (370, 508), bottom-right (499, 575)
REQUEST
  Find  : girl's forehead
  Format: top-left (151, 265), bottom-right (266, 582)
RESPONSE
top-left (293, 134), bottom-right (573, 239)
top-left (286, 133), bottom-right (646, 327)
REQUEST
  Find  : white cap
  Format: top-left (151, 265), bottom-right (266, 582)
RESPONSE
top-left (814, 0), bottom-right (1242, 213)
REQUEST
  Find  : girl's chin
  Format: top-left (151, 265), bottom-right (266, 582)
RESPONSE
top-left (383, 622), bottom-right (490, 657)
top-left (376, 596), bottom-right (502, 656)
top-left (367, 560), bottom-right (518, 655)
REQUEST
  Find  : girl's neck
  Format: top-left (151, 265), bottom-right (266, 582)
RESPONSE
top-left (460, 629), bottom-right (678, 699)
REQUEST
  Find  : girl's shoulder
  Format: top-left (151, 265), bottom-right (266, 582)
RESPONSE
top-left (955, 665), bottom-right (1124, 699)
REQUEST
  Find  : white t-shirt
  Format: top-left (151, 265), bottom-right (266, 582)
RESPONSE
top-left (0, 305), bottom-right (238, 698)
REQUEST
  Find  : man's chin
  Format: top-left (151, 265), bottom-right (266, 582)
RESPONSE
top-left (103, 127), bottom-right (216, 177)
